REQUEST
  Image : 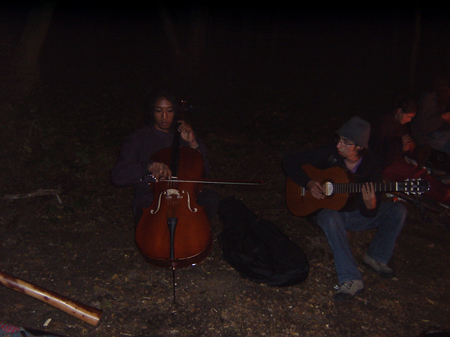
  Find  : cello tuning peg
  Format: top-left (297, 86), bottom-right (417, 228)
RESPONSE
top-left (180, 99), bottom-right (194, 114)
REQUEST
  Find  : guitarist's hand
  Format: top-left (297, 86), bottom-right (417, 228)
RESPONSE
top-left (361, 182), bottom-right (376, 210)
top-left (307, 180), bottom-right (325, 199)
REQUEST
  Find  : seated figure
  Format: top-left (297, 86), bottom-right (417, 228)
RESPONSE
top-left (371, 96), bottom-right (450, 223)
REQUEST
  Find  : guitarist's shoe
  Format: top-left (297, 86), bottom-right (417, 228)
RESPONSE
top-left (334, 279), bottom-right (364, 302)
top-left (363, 254), bottom-right (394, 278)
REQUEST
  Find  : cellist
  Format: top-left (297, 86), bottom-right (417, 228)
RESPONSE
top-left (111, 90), bottom-right (218, 225)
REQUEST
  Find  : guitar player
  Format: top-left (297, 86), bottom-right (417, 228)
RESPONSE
top-left (282, 116), bottom-right (407, 301)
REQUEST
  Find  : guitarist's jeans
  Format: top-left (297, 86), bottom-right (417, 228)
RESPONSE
top-left (314, 202), bottom-right (407, 284)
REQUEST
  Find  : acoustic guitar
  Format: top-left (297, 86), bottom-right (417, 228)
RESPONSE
top-left (286, 164), bottom-right (429, 217)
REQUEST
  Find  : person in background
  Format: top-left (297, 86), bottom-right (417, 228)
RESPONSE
top-left (371, 96), bottom-right (450, 218)
top-left (371, 97), bottom-right (417, 168)
top-left (411, 75), bottom-right (450, 153)
top-left (283, 116), bottom-right (407, 302)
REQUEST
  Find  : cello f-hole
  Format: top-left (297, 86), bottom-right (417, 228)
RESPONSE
top-left (182, 190), bottom-right (198, 212)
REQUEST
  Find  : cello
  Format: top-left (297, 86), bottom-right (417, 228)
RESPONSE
top-left (135, 117), bottom-right (212, 301)
top-left (134, 100), bottom-right (263, 302)
top-left (135, 122), bottom-right (212, 267)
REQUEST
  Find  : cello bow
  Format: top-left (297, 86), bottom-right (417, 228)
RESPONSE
top-left (157, 177), bottom-right (264, 186)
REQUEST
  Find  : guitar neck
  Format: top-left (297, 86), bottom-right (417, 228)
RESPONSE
top-left (334, 181), bottom-right (403, 194)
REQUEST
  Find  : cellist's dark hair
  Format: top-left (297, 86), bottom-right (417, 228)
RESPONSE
top-left (146, 90), bottom-right (183, 129)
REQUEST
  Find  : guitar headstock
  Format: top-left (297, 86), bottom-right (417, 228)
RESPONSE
top-left (401, 178), bottom-right (430, 195)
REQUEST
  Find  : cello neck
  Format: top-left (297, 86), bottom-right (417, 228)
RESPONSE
top-left (169, 122), bottom-right (182, 176)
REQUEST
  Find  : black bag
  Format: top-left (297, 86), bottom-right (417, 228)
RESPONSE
top-left (218, 196), bottom-right (309, 287)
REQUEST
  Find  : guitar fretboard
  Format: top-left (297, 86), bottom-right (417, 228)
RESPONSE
top-left (333, 182), bottom-right (402, 194)
top-left (299, 180), bottom-right (426, 197)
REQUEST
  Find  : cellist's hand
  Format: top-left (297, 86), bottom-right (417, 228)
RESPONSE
top-left (178, 120), bottom-right (198, 149)
top-left (147, 162), bottom-right (172, 182)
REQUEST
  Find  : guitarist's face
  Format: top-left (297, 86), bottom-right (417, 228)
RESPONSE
top-left (337, 137), bottom-right (362, 160)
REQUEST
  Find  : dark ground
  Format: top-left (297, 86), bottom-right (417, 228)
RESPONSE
top-left (2, 4), bottom-right (450, 336)
top-left (1, 76), bottom-right (450, 337)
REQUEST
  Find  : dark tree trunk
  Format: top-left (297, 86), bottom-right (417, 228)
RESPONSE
top-left (409, 4), bottom-right (421, 93)
top-left (158, 3), bottom-right (208, 83)
top-left (11, 1), bottom-right (56, 94)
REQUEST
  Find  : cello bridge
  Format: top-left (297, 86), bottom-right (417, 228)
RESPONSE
top-left (166, 188), bottom-right (182, 199)
top-left (149, 189), bottom-right (197, 214)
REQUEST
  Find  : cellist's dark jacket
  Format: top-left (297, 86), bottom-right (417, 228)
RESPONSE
top-left (111, 124), bottom-right (208, 218)
top-left (282, 144), bottom-right (383, 218)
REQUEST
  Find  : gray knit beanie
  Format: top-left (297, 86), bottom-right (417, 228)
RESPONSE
top-left (336, 116), bottom-right (371, 149)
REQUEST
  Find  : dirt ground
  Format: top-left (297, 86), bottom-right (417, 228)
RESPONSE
top-left (1, 75), bottom-right (450, 337)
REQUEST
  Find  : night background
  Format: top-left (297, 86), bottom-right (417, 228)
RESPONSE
top-left (1, 1), bottom-right (450, 336)
top-left (3, 1), bottom-right (450, 124)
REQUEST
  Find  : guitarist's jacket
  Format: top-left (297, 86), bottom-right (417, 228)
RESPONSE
top-left (282, 144), bottom-right (383, 218)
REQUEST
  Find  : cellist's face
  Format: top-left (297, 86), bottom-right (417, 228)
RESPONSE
top-left (153, 98), bottom-right (175, 133)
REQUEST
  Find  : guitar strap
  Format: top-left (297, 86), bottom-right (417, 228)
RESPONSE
top-left (327, 154), bottom-right (340, 167)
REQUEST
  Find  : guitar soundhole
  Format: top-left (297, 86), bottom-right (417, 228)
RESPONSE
top-left (323, 182), bottom-right (334, 197)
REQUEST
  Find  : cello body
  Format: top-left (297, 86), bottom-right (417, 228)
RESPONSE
top-left (135, 146), bottom-right (212, 269)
